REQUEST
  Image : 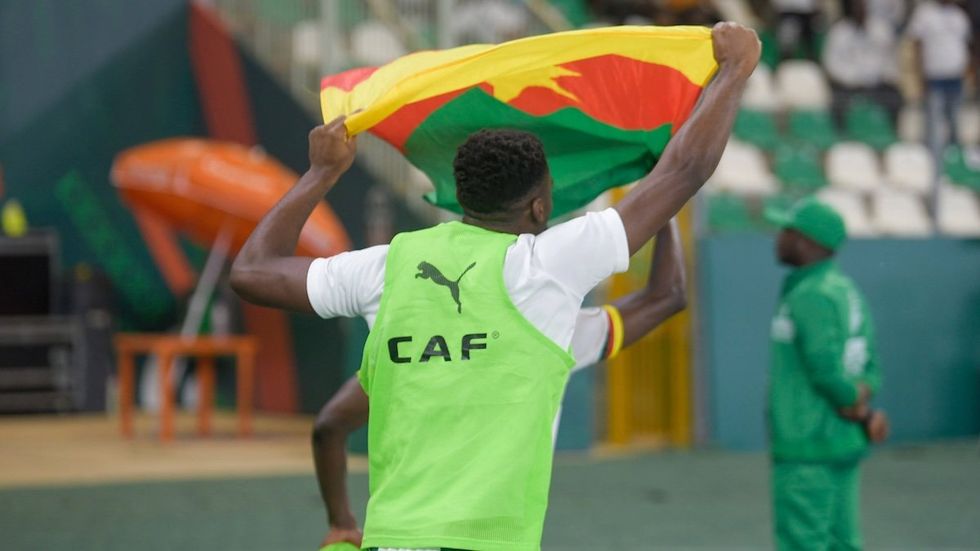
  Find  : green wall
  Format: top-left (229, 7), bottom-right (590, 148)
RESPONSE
top-left (1, 2), bottom-right (198, 328)
top-left (699, 236), bottom-right (980, 450)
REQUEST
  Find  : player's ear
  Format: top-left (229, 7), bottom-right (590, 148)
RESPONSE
top-left (530, 196), bottom-right (548, 225)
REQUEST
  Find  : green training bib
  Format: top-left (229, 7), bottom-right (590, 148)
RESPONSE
top-left (359, 221), bottom-right (574, 551)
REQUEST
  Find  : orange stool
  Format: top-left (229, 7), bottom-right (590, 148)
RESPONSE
top-left (115, 334), bottom-right (257, 441)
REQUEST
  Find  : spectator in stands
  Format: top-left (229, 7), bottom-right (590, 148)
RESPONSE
top-left (868, 0), bottom-right (907, 30)
top-left (773, 0), bottom-right (822, 59)
top-left (587, 0), bottom-right (658, 25)
top-left (657, 0), bottom-right (720, 25)
top-left (908, 0), bottom-right (972, 158)
top-left (965, 0), bottom-right (980, 86)
top-left (822, 0), bottom-right (903, 126)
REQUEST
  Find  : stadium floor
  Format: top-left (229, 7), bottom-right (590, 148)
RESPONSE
top-left (2, 438), bottom-right (977, 550)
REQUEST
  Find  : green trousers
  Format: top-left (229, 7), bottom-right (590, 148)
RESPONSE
top-left (772, 461), bottom-right (862, 551)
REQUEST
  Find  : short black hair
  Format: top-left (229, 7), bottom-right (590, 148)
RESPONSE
top-left (453, 129), bottom-right (549, 214)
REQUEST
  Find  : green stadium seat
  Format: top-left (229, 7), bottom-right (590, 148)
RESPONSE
top-left (758, 29), bottom-right (781, 69)
top-left (734, 110), bottom-right (780, 151)
top-left (548, 0), bottom-right (591, 28)
top-left (943, 145), bottom-right (980, 191)
top-left (706, 193), bottom-right (757, 233)
top-left (773, 144), bottom-right (827, 192)
top-left (788, 110), bottom-right (838, 150)
top-left (846, 101), bottom-right (896, 150)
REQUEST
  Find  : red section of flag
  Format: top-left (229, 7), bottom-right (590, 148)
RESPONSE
top-left (326, 55), bottom-right (702, 149)
top-left (370, 87), bottom-right (472, 151)
top-left (506, 55), bottom-right (703, 132)
top-left (321, 66), bottom-right (380, 92)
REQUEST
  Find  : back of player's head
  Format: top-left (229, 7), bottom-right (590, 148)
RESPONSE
top-left (453, 129), bottom-right (550, 215)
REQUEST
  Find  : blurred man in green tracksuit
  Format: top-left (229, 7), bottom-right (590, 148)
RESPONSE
top-left (765, 197), bottom-right (889, 551)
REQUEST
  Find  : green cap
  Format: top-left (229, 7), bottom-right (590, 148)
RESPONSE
top-left (764, 196), bottom-right (847, 250)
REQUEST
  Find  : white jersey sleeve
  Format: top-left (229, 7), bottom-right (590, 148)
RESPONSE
top-left (529, 208), bottom-right (630, 298)
top-left (569, 306), bottom-right (612, 372)
top-left (306, 245), bottom-right (388, 324)
top-left (503, 208), bottom-right (629, 349)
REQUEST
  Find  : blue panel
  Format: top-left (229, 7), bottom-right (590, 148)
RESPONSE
top-left (699, 236), bottom-right (980, 450)
top-left (0, 0), bottom-right (186, 140)
top-left (698, 236), bottom-right (782, 450)
top-left (555, 366), bottom-right (594, 450)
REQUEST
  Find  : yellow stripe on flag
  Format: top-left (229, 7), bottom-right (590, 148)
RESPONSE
top-left (322, 26), bottom-right (716, 135)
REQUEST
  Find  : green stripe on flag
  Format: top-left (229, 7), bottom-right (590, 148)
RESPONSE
top-left (404, 87), bottom-right (673, 218)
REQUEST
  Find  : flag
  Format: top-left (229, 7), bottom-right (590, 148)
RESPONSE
top-left (321, 26), bottom-right (717, 217)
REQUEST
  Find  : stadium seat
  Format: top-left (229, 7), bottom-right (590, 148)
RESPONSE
top-left (937, 182), bottom-right (980, 236)
top-left (775, 60), bottom-right (831, 110)
top-left (351, 21), bottom-right (406, 66)
top-left (816, 188), bottom-right (877, 236)
top-left (884, 142), bottom-right (934, 194)
top-left (292, 21), bottom-right (320, 68)
top-left (710, 140), bottom-right (779, 195)
top-left (943, 145), bottom-right (980, 190)
top-left (733, 110), bottom-right (781, 151)
top-left (742, 65), bottom-right (780, 112)
top-left (826, 142), bottom-right (883, 192)
top-left (958, 103), bottom-right (980, 145)
top-left (758, 29), bottom-right (781, 69)
top-left (870, 188), bottom-right (932, 236)
top-left (897, 106), bottom-right (924, 143)
top-left (706, 193), bottom-right (756, 232)
top-left (763, 192), bottom-right (796, 212)
top-left (846, 100), bottom-right (896, 150)
top-left (762, 193), bottom-right (798, 229)
top-left (788, 110), bottom-right (838, 151)
top-left (773, 144), bottom-right (827, 192)
top-left (713, 0), bottom-right (762, 27)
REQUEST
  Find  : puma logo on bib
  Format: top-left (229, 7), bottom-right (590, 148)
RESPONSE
top-left (415, 261), bottom-right (476, 313)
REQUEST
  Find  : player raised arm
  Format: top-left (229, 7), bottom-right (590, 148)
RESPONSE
top-left (614, 218), bottom-right (687, 348)
top-left (615, 22), bottom-right (760, 255)
top-left (230, 117), bottom-right (357, 312)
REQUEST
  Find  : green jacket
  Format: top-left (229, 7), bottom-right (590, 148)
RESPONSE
top-left (768, 260), bottom-right (882, 463)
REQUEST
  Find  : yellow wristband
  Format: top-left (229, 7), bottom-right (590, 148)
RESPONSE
top-left (601, 304), bottom-right (625, 360)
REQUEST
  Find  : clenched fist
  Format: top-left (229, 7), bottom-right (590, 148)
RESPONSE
top-left (711, 21), bottom-right (761, 79)
top-left (309, 116), bottom-right (357, 173)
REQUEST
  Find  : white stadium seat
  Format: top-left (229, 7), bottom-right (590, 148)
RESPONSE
top-left (937, 183), bottom-right (980, 236)
top-left (816, 188), bottom-right (877, 236)
top-left (742, 65), bottom-right (780, 112)
top-left (775, 60), bottom-right (831, 110)
top-left (871, 188), bottom-right (932, 236)
top-left (827, 142), bottom-right (883, 192)
top-left (292, 21), bottom-right (320, 67)
top-left (708, 140), bottom-right (778, 195)
top-left (351, 21), bottom-right (406, 67)
top-left (884, 142), bottom-right (935, 194)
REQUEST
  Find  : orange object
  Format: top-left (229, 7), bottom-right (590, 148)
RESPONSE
top-left (130, 206), bottom-right (198, 297)
top-left (111, 139), bottom-right (350, 258)
top-left (115, 334), bottom-right (257, 441)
